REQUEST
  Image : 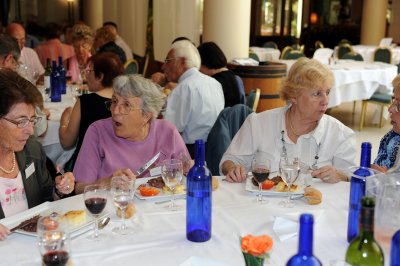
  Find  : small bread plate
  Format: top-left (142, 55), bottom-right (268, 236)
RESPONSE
top-left (245, 178), bottom-right (304, 199)
top-left (0, 201), bottom-right (105, 238)
top-left (134, 176), bottom-right (186, 201)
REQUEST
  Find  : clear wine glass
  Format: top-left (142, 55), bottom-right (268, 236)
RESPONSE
top-left (279, 155), bottom-right (301, 208)
top-left (83, 185), bottom-right (108, 241)
top-left (160, 159), bottom-right (184, 211)
top-left (110, 176), bottom-right (135, 235)
top-left (251, 152), bottom-right (271, 204)
top-left (37, 214), bottom-right (70, 266)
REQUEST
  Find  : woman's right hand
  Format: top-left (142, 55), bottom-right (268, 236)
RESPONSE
top-left (222, 161), bottom-right (247, 183)
top-left (0, 224), bottom-right (10, 240)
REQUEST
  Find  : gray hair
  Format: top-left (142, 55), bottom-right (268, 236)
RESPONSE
top-left (0, 34), bottom-right (20, 60)
top-left (113, 74), bottom-right (166, 119)
top-left (171, 40), bottom-right (201, 69)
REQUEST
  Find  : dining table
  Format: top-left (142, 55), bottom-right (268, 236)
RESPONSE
top-left (250, 47), bottom-right (281, 62)
top-left (0, 176), bottom-right (393, 266)
top-left (351, 45), bottom-right (400, 65)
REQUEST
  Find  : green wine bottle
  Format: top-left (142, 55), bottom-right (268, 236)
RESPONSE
top-left (345, 197), bottom-right (384, 266)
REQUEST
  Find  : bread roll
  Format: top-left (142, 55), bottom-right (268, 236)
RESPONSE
top-left (212, 176), bottom-right (219, 191)
top-left (62, 210), bottom-right (86, 226)
top-left (117, 203), bottom-right (136, 219)
top-left (304, 187), bottom-right (322, 205)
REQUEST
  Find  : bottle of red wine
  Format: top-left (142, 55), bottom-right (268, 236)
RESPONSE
top-left (44, 58), bottom-right (52, 96)
top-left (286, 213), bottom-right (322, 266)
top-left (345, 197), bottom-right (384, 266)
top-left (347, 142), bottom-right (374, 242)
top-left (186, 139), bottom-right (212, 242)
top-left (391, 229), bottom-right (400, 266)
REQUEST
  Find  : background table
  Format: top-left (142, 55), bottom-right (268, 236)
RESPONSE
top-left (0, 177), bottom-right (392, 266)
top-left (250, 47), bottom-right (281, 62)
top-left (352, 45), bottom-right (400, 65)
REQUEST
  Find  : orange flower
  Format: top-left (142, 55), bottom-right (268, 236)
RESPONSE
top-left (241, 234), bottom-right (273, 257)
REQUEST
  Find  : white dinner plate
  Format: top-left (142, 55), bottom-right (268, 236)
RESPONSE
top-left (0, 201), bottom-right (102, 238)
top-left (134, 176), bottom-right (186, 200)
top-left (245, 178), bottom-right (304, 198)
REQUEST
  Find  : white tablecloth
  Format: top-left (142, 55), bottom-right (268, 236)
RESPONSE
top-left (275, 60), bottom-right (397, 108)
top-left (352, 45), bottom-right (400, 65)
top-left (0, 177), bottom-right (391, 266)
top-left (250, 47), bottom-right (281, 62)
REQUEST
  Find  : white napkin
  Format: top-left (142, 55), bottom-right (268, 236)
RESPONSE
top-left (179, 256), bottom-right (230, 266)
top-left (230, 58), bottom-right (259, 66)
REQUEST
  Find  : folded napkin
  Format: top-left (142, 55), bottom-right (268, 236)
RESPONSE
top-left (179, 256), bottom-right (230, 266)
top-left (272, 209), bottom-right (325, 242)
top-left (230, 58), bottom-right (259, 66)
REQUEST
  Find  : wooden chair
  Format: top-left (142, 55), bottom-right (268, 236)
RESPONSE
top-left (280, 46), bottom-right (293, 59)
top-left (263, 41), bottom-right (278, 49)
top-left (124, 59), bottom-right (139, 74)
top-left (337, 44), bottom-right (353, 59)
top-left (342, 51), bottom-right (364, 61)
top-left (315, 40), bottom-right (324, 49)
top-left (339, 39), bottom-right (352, 46)
top-left (247, 88), bottom-right (260, 112)
top-left (283, 50), bottom-right (305, 60)
top-left (373, 47), bottom-right (392, 64)
top-left (249, 52), bottom-right (260, 61)
top-left (359, 92), bottom-right (392, 131)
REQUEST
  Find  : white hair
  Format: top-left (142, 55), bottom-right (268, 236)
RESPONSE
top-left (170, 40), bottom-right (201, 69)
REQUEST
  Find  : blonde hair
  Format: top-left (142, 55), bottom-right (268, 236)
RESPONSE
top-left (392, 74), bottom-right (400, 94)
top-left (71, 24), bottom-right (94, 43)
top-left (95, 26), bottom-right (116, 43)
top-left (280, 57), bottom-right (334, 102)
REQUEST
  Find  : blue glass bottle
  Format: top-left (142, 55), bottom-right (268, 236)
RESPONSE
top-left (347, 142), bottom-right (374, 242)
top-left (391, 230), bottom-right (400, 266)
top-left (186, 139), bottom-right (212, 242)
top-left (58, 56), bottom-right (66, 94)
top-left (286, 214), bottom-right (322, 266)
top-left (50, 60), bottom-right (61, 102)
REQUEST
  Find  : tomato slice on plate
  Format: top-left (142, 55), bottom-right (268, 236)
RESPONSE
top-left (139, 186), bottom-right (160, 197)
top-left (261, 180), bottom-right (275, 190)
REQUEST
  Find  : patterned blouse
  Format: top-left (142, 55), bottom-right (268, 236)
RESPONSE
top-left (374, 130), bottom-right (400, 169)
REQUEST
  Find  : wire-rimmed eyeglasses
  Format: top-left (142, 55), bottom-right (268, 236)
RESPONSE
top-left (1, 116), bottom-right (42, 128)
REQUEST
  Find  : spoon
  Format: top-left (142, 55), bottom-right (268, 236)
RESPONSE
top-left (97, 217), bottom-right (110, 230)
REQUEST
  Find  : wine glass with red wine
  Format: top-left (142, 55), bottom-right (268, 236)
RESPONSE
top-left (37, 214), bottom-right (70, 266)
top-left (84, 184), bottom-right (108, 241)
top-left (251, 152), bottom-right (271, 204)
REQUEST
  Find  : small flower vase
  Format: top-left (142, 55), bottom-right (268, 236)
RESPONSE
top-left (242, 252), bottom-right (264, 266)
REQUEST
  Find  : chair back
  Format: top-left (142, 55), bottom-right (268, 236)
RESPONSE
top-left (205, 104), bottom-right (253, 175)
top-left (280, 46), bottom-right (293, 59)
top-left (313, 48), bottom-right (333, 65)
top-left (283, 50), bottom-right (305, 60)
top-left (247, 88), bottom-right (260, 112)
top-left (342, 51), bottom-right (364, 61)
top-left (124, 59), bottom-right (139, 74)
top-left (263, 41), bottom-right (278, 49)
top-left (339, 39), bottom-right (352, 46)
top-left (235, 75), bottom-right (246, 104)
top-left (315, 40), bottom-right (324, 49)
top-left (337, 44), bottom-right (353, 59)
top-left (373, 47), bottom-right (392, 64)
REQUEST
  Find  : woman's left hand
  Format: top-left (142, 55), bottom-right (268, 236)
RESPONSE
top-left (55, 172), bottom-right (75, 195)
top-left (311, 165), bottom-right (341, 183)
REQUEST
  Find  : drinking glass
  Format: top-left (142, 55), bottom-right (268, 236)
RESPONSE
top-left (160, 159), bottom-right (184, 211)
top-left (83, 185), bottom-right (108, 241)
top-left (251, 152), bottom-right (271, 204)
top-left (37, 214), bottom-right (70, 266)
top-left (279, 155), bottom-right (300, 208)
top-left (110, 176), bottom-right (135, 235)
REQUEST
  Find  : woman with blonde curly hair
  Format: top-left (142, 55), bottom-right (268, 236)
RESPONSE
top-left (220, 58), bottom-right (356, 183)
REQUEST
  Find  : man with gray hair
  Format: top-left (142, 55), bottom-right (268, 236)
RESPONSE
top-left (163, 40), bottom-right (225, 156)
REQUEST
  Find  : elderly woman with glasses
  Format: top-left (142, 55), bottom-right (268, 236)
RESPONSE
top-left (73, 75), bottom-right (190, 194)
top-left (0, 69), bottom-right (75, 240)
top-left (220, 58), bottom-right (357, 184)
top-left (372, 75), bottom-right (400, 172)
top-left (59, 52), bottom-right (124, 172)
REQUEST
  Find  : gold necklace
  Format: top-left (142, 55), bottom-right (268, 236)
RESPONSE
top-left (287, 110), bottom-right (301, 137)
top-left (0, 152), bottom-right (16, 174)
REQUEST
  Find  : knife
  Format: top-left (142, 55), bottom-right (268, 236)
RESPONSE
top-left (134, 152), bottom-right (161, 177)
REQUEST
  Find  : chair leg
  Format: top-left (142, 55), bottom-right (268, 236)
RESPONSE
top-left (379, 105), bottom-right (385, 128)
top-left (352, 101), bottom-right (356, 116)
top-left (359, 101), bottom-right (367, 131)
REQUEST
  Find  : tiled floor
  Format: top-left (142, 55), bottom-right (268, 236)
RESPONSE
top-left (328, 101), bottom-right (391, 161)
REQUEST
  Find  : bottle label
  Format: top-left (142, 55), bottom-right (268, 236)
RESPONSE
top-left (44, 76), bottom-right (51, 88)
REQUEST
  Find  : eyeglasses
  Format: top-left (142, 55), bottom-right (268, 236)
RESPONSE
top-left (390, 98), bottom-right (400, 113)
top-left (1, 116), bottom-right (42, 128)
top-left (105, 99), bottom-right (141, 115)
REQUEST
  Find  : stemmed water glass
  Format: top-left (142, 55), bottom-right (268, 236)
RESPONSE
top-left (37, 214), bottom-right (70, 266)
top-left (279, 155), bottom-right (301, 208)
top-left (251, 152), bottom-right (271, 204)
top-left (160, 159), bottom-right (184, 211)
top-left (83, 185), bottom-right (108, 241)
top-left (110, 176), bottom-right (135, 235)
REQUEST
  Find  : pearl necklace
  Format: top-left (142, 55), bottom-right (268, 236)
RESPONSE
top-left (0, 152), bottom-right (16, 174)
